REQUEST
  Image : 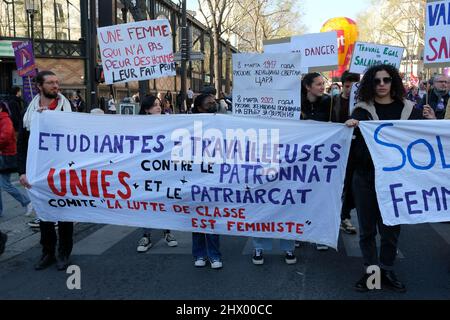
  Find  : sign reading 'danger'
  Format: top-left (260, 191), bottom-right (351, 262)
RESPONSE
top-left (425, 0), bottom-right (450, 67)
top-left (98, 19), bottom-right (176, 84)
top-left (349, 42), bottom-right (405, 74)
top-left (263, 32), bottom-right (338, 72)
top-left (27, 112), bottom-right (354, 248)
top-left (359, 120), bottom-right (450, 225)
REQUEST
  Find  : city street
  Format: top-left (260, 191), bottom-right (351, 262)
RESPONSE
top-left (1, 177), bottom-right (450, 300)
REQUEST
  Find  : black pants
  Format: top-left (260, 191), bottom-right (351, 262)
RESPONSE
top-left (340, 165), bottom-right (355, 220)
top-left (40, 221), bottom-right (73, 257)
top-left (352, 170), bottom-right (400, 270)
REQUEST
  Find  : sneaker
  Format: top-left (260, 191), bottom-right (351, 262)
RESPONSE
top-left (25, 203), bottom-right (34, 217)
top-left (136, 235), bottom-right (152, 252)
top-left (285, 251), bottom-right (297, 264)
top-left (194, 257), bottom-right (207, 267)
top-left (340, 219), bottom-right (357, 234)
top-left (210, 259), bottom-right (223, 269)
top-left (34, 254), bottom-right (56, 270)
top-left (295, 241), bottom-right (301, 248)
top-left (316, 244), bottom-right (329, 251)
top-left (164, 232), bottom-right (178, 247)
top-left (252, 249), bottom-right (264, 265)
top-left (0, 232), bottom-right (7, 256)
top-left (381, 269), bottom-right (406, 293)
top-left (28, 218), bottom-right (40, 228)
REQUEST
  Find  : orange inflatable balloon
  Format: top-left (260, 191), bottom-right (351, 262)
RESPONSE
top-left (321, 17), bottom-right (359, 78)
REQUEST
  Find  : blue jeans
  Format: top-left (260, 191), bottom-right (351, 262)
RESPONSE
top-left (0, 173), bottom-right (31, 216)
top-left (192, 232), bottom-right (221, 261)
top-left (252, 237), bottom-right (295, 252)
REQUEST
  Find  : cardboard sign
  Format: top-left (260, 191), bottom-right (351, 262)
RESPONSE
top-left (424, 0), bottom-right (450, 67)
top-left (349, 42), bottom-right (405, 74)
top-left (98, 19), bottom-right (176, 84)
top-left (263, 32), bottom-right (339, 72)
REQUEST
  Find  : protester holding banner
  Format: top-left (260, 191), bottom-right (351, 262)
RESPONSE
top-left (331, 71), bottom-right (360, 235)
top-left (300, 72), bottom-right (335, 250)
top-left (190, 94), bottom-right (223, 269)
top-left (419, 74), bottom-right (449, 119)
top-left (17, 70), bottom-right (74, 271)
top-left (345, 64), bottom-right (436, 293)
top-left (136, 95), bottom-right (178, 252)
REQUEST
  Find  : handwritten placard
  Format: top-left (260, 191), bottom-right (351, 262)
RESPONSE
top-left (232, 53), bottom-right (302, 89)
top-left (424, 0), bottom-right (450, 67)
top-left (233, 89), bottom-right (301, 120)
top-left (349, 42), bottom-right (405, 74)
top-left (98, 19), bottom-right (176, 84)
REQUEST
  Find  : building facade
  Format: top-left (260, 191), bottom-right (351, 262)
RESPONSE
top-left (0, 0), bottom-right (236, 109)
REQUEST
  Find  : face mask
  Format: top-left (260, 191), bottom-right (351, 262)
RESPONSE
top-left (331, 89), bottom-right (340, 96)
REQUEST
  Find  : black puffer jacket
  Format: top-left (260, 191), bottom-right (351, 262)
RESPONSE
top-left (300, 95), bottom-right (335, 122)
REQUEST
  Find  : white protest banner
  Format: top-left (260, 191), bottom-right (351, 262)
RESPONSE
top-left (27, 112), bottom-right (354, 248)
top-left (232, 53), bottom-right (302, 89)
top-left (349, 42), bottom-right (405, 74)
top-left (348, 82), bottom-right (360, 116)
top-left (263, 32), bottom-right (338, 72)
top-left (424, 0), bottom-right (450, 67)
top-left (98, 19), bottom-right (175, 84)
top-left (232, 89), bottom-right (301, 120)
top-left (359, 120), bottom-right (450, 225)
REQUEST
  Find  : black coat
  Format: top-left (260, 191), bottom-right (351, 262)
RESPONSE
top-left (8, 95), bottom-right (24, 132)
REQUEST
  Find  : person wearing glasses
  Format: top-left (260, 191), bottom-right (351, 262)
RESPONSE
top-left (18, 70), bottom-right (74, 271)
top-left (419, 74), bottom-right (449, 119)
top-left (344, 64), bottom-right (436, 293)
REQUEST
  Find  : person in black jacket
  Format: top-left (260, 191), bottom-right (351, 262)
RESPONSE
top-left (8, 86), bottom-right (24, 132)
top-left (418, 74), bottom-right (449, 119)
top-left (300, 72), bottom-right (334, 122)
top-left (345, 64), bottom-right (436, 293)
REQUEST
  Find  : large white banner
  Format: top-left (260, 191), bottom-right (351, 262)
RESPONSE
top-left (424, 0), bottom-right (450, 67)
top-left (359, 120), bottom-right (450, 225)
top-left (27, 113), bottom-right (354, 248)
top-left (232, 53), bottom-right (302, 120)
top-left (349, 42), bottom-right (404, 74)
top-left (98, 19), bottom-right (176, 84)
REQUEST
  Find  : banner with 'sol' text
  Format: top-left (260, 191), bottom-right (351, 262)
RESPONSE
top-left (359, 120), bottom-right (450, 226)
top-left (27, 113), bottom-right (354, 248)
top-left (97, 19), bottom-right (176, 84)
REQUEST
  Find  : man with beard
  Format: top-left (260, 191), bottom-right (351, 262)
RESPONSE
top-left (420, 74), bottom-right (449, 119)
top-left (17, 70), bottom-right (73, 271)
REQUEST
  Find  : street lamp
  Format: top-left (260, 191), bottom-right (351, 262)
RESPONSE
top-left (25, 0), bottom-right (38, 46)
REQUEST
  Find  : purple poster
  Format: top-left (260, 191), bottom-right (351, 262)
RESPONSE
top-left (12, 41), bottom-right (37, 78)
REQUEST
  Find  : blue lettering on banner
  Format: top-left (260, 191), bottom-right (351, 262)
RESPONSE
top-left (373, 123), bottom-right (450, 172)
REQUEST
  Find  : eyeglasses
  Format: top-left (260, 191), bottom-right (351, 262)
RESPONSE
top-left (374, 77), bottom-right (392, 85)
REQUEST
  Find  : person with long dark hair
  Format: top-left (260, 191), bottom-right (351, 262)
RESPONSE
top-left (300, 73), bottom-right (335, 251)
top-left (345, 64), bottom-right (435, 293)
top-left (136, 95), bottom-right (178, 252)
top-left (301, 72), bottom-right (335, 122)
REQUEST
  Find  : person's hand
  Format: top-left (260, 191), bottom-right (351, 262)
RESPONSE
top-left (19, 174), bottom-right (32, 189)
top-left (37, 106), bottom-right (48, 113)
top-left (423, 105), bottom-right (436, 119)
top-left (345, 119), bottom-right (359, 128)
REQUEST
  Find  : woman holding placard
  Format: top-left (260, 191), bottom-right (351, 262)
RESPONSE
top-left (135, 95), bottom-right (179, 252)
top-left (345, 64), bottom-right (436, 293)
